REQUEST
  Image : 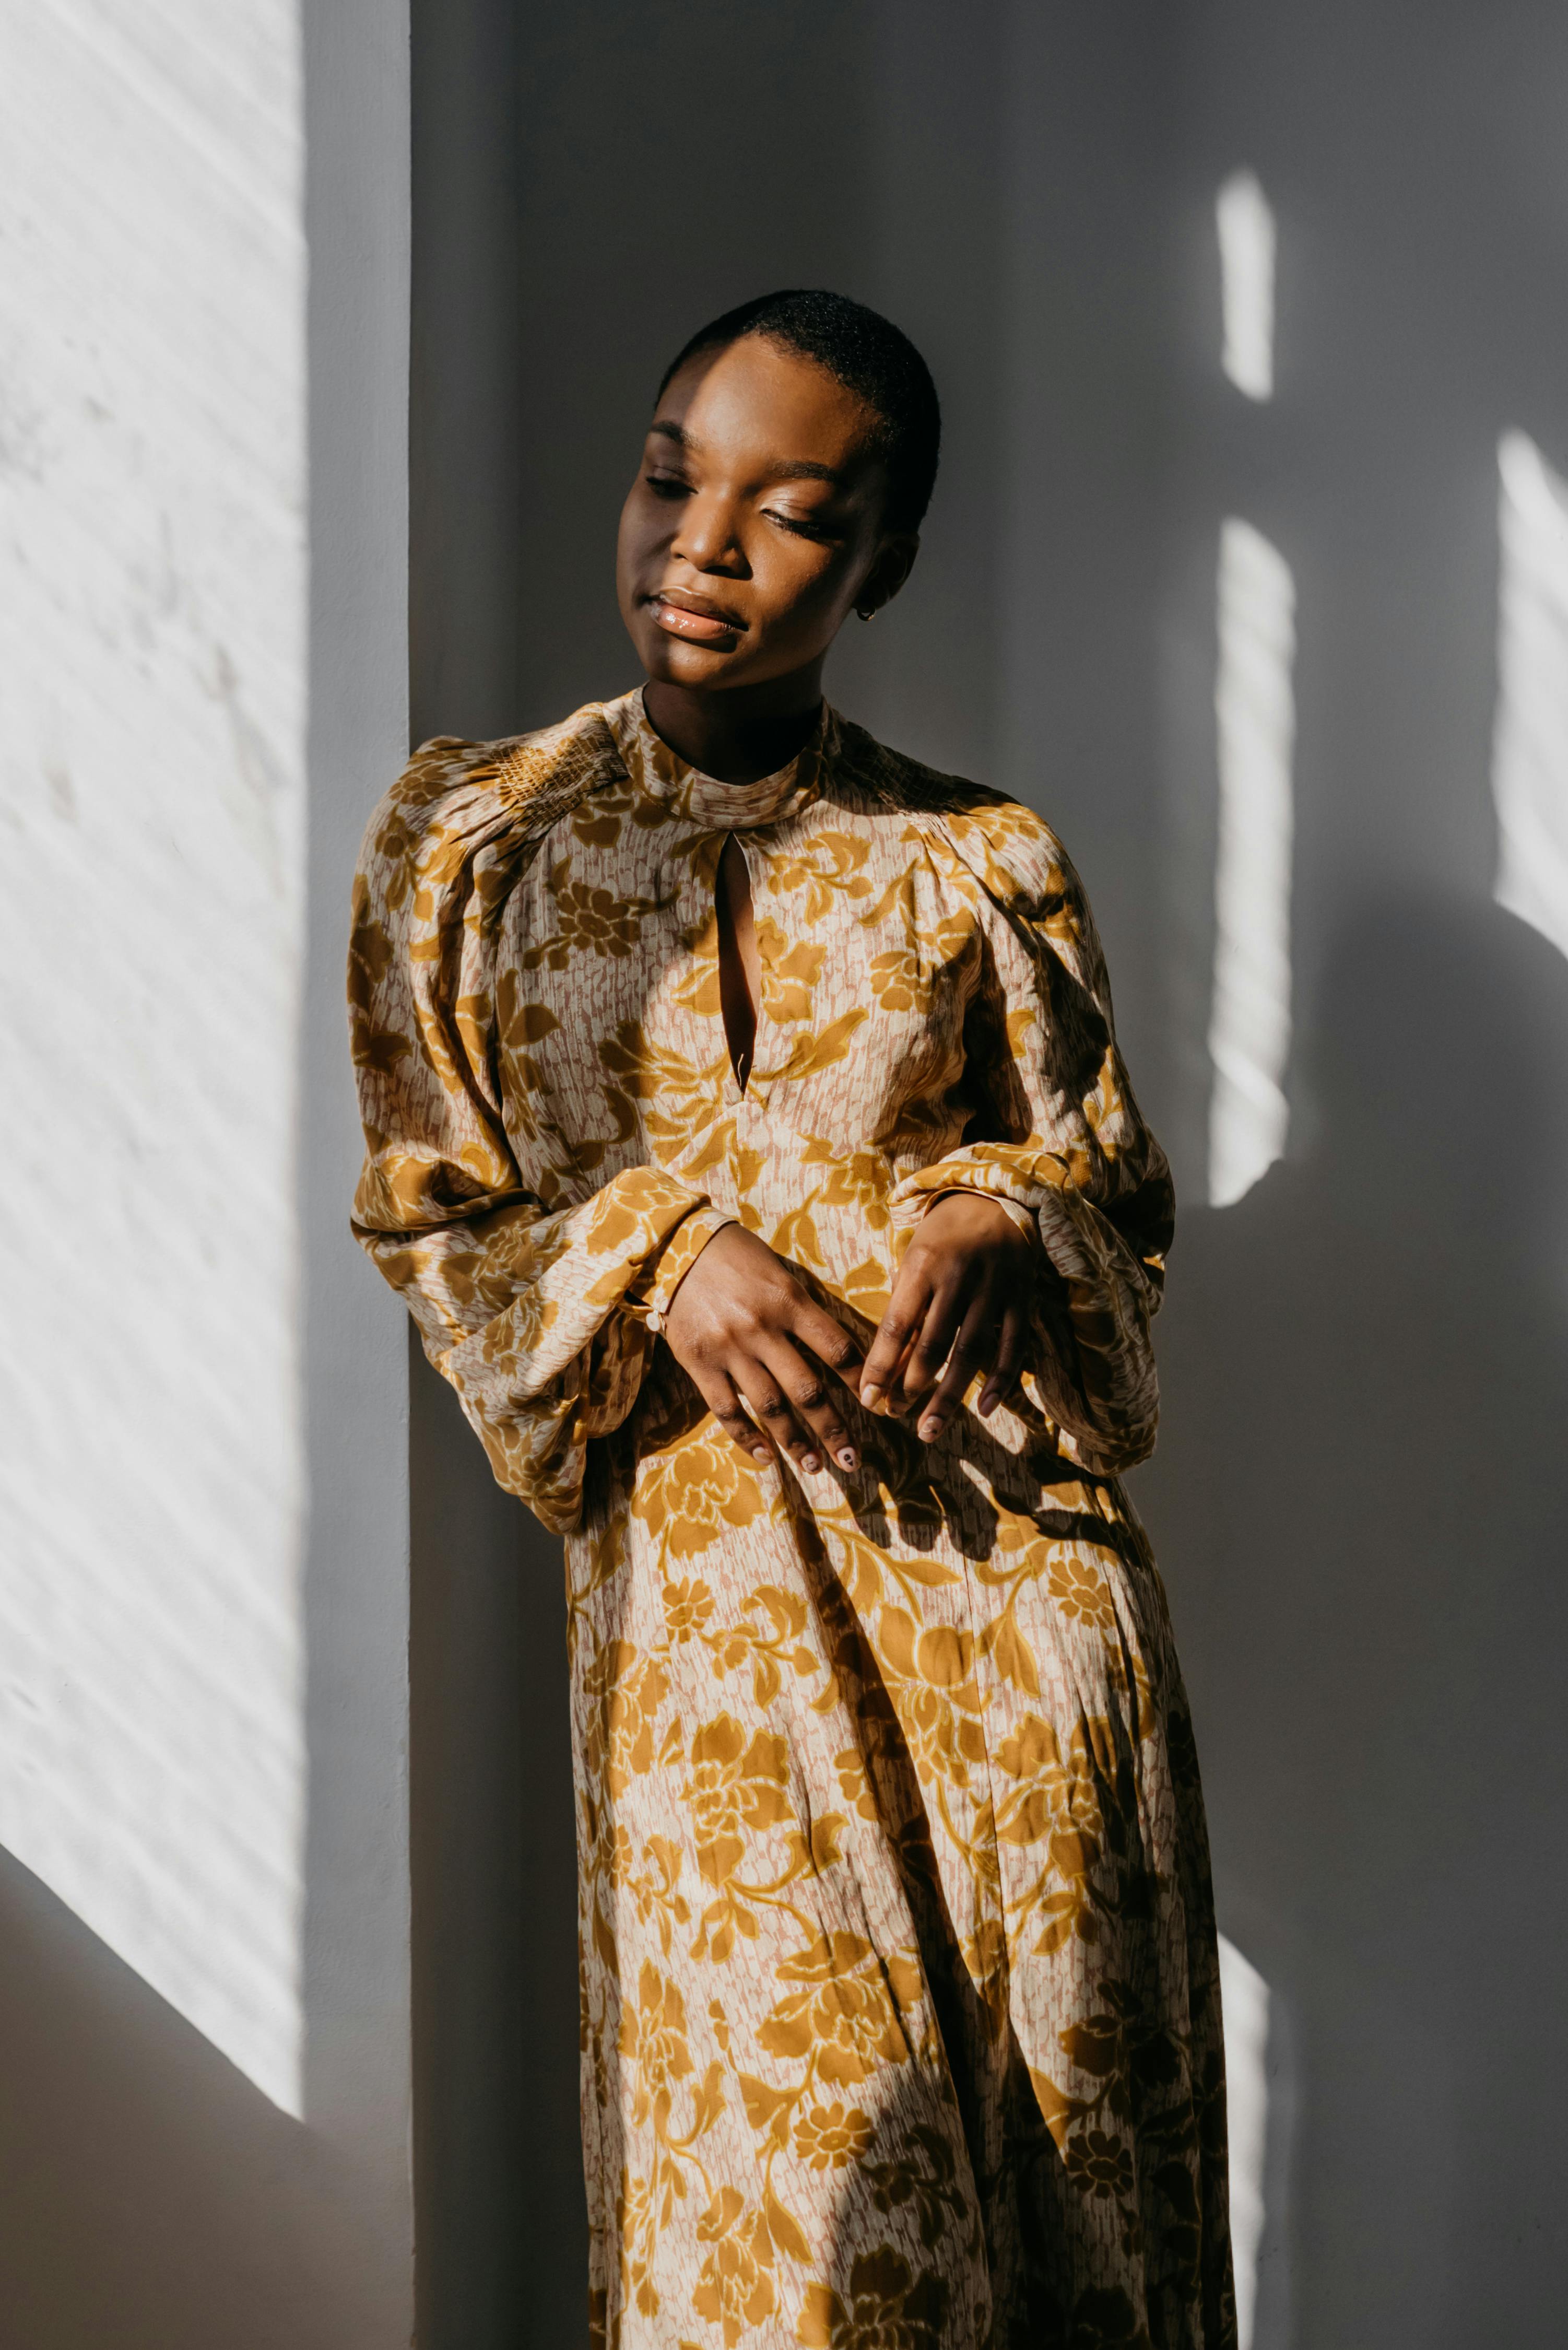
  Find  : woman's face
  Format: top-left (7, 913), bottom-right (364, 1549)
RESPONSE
top-left (617, 335), bottom-right (915, 694)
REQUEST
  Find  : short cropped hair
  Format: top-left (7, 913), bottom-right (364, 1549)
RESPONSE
top-left (657, 288), bottom-right (941, 534)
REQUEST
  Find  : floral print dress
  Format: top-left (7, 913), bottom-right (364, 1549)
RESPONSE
top-left (350, 690), bottom-right (1235, 2350)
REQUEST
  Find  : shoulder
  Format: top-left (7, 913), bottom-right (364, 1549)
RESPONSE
top-left (830, 713), bottom-right (1079, 914)
top-left (358, 700), bottom-right (626, 891)
top-left (352, 700), bottom-right (630, 921)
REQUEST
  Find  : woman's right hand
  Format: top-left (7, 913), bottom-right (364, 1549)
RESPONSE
top-left (661, 1224), bottom-right (864, 1476)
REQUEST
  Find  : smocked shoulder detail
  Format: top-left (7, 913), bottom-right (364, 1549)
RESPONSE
top-left (492, 700), bottom-right (627, 821)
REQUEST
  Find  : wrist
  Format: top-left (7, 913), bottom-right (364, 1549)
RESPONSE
top-left (627, 1207), bottom-right (738, 1334)
top-left (921, 1188), bottom-right (1037, 1243)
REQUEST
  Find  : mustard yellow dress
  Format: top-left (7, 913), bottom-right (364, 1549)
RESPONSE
top-left (350, 691), bottom-right (1235, 2350)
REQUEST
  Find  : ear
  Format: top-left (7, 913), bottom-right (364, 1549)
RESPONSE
top-left (854, 533), bottom-right (920, 621)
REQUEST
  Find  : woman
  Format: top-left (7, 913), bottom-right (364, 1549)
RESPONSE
top-left (350, 290), bottom-right (1235, 2349)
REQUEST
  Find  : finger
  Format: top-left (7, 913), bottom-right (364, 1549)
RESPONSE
top-left (916, 1292), bottom-right (1001, 1441)
top-left (694, 1366), bottom-right (775, 1465)
top-left (761, 1336), bottom-right (859, 1475)
top-left (978, 1305), bottom-right (1028, 1417)
top-left (859, 1259), bottom-right (936, 1411)
top-left (784, 1296), bottom-right (864, 1392)
top-left (732, 1356), bottom-right (818, 1474)
top-left (894, 1276), bottom-right (969, 1414)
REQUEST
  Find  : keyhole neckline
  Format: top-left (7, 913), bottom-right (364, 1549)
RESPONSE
top-left (606, 688), bottom-right (833, 830)
top-left (716, 832), bottom-right (761, 1095)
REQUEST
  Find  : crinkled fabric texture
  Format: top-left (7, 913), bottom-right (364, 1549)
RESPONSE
top-left (350, 691), bottom-right (1236, 2350)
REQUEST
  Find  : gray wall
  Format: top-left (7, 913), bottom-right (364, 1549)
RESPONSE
top-left (1139, 4), bottom-right (1568, 2342)
top-left (411, 3), bottom-right (1567, 2345)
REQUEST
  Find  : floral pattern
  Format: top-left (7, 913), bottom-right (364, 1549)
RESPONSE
top-left (351, 690), bottom-right (1235, 2346)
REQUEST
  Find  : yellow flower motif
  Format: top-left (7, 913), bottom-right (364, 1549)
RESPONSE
top-left (755, 917), bottom-right (826, 1022)
top-left (692, 2191), bottom-right (776, 2346)
top-left (794, 2101), bottom-right (874, 2171)
top-left (833, 1747), bottom-right (880, 1824)
top-left (582, 1639), bottom-right (670, 1798)
top-left (686, 1714), bottom-right (795, 1886)
top-left (867, 945), bottom-right (927, 1015)
top-left (795, 2248), bottom-right (950, 2348)
top-left (873, 1606), bottom-right (989, 1785)
top-left (942, 792), bottom-right (1056, 877)
top-left (801, 1136), bottom-right (894, 1230)
top-left (346, 909), bottom-right (410, 1077)
top-left (1048, 1548), bottom-right (1119, 1632)
top-left (765, 828), bottom-right (873, 922)
top-left (571, 802), bottom-right (623, 848)
top-left (577, 1159), bottom-right (691, 1260)
top-left (626, 1834), bottom-right (690, 1956)
top-left (992, 1711), bottom-right (1063, 1784)
top-left (616, 1959), bottom-right (693, 2125)
top-left (522, 864), bottom-right (661, 968)
top-left (614, 2165), bottom-right (654, 2260)
top-left (632, 1426), bottom-right (766, 1561)
top-left (760, 1933), bottom-right (920, 2086)
top-left (860, 897), bottom-right (976, 1016)
top-left (987, 1711), bottom-right (1113, 1953)
top-left (661, 1576), bottom-right (715, 1643)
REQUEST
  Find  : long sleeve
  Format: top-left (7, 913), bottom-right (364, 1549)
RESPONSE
top-left (890, 796), bottom-right (1175, 1476)
top-left (348, 719), bottom-right (729, 1531)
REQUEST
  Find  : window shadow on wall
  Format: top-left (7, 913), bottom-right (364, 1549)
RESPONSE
top-left (1145, 10), bottom-right (1568, 2336)
top-left (1140, 897), bottom-right (1568, 2345)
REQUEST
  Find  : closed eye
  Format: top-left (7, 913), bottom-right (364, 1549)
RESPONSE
top-left (645, 471), bottom-right (692, 499)
top-left (764, 509), bottom-right (832, 540)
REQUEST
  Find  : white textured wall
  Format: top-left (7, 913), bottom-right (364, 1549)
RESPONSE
top-left (1, 0), bottom-right (309, 2119)
top-left (0, 1), bottom-right (415, 2340)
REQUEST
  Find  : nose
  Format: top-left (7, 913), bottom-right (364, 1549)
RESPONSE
top-left (671, 488), bottom-right (748, 578)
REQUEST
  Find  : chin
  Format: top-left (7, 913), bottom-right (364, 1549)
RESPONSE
top-left (638, 632), bottom-right (740, 689)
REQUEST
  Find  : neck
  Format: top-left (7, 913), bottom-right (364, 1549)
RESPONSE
top-left (642, 666), bottom-right (824, 784)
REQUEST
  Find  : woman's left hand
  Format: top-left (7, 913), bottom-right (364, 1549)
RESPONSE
top-left (858, 1193), bottom-right (1035, 1440)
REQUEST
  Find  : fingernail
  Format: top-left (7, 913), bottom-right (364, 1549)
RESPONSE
top-left (859, 1383), bottom-right (883, 1411)
top-left (978, 1390), bottom-right (996, 1417)
top-left (800, 1452), bottom-right (822, 1474)
top-left (752, 1447), bottom-right (771, 1463)
top-left (837, 1448), bottom-right (858, 1471)
top-left (918, 1417), bottom-right (940, 1442)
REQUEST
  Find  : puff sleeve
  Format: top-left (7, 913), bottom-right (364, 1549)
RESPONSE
top-left (890, 797), bottom-right (1175, 1476)
top-left (348, 724), bottom-right (730, 1531)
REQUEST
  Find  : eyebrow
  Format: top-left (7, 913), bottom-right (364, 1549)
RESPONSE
top-left (648, 418), bottom-right (847, 489)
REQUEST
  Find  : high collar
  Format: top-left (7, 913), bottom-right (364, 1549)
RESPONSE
top-left (604, 689), bottom-right (833, 831)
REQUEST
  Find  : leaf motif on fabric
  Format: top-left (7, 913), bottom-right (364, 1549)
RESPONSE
top-left (760, 1007), bottom-right (869, 1085)
top-left (976, 1609), bottom-right (1042, 1697)
top-left (762, 2188), bottom-right (813, 2264)
top-left (754, 917), bottom-right (826, 1022)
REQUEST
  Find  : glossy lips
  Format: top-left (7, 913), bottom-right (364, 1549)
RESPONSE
top-left (647, 588), bottom-right (746, 645)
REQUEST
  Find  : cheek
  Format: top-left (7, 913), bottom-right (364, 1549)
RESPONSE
top-left (617, 489), bottom-right (666, 578)
top-left (751, 537), bottom-right (856, 650)
top-left (616, 509), bottom-right (663, 633)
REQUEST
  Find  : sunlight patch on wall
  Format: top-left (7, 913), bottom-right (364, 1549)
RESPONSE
top-left (1208, 521), bottom-right (1296, 1207)
top-left (0, 0), bottom-right (308, 2111)
top-left (1219, 1934), bottom-right (1271, 2350)
top-left (1217, 171), bottom-right (1276, 402)
top-left (1492, 430), bottom-right (1568, 961)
